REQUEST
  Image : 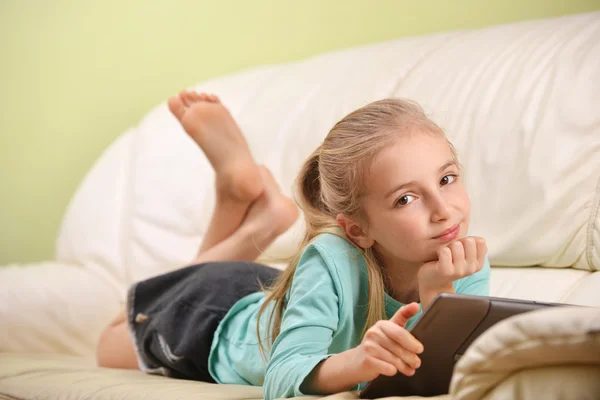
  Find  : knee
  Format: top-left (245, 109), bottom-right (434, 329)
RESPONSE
top-left (96, 325), bottom-right (117, 367)
top-left (96, 323), bottom-right (138, 369)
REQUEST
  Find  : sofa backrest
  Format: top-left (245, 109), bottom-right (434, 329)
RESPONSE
top-left (56, 12), bottom-right (600, 291)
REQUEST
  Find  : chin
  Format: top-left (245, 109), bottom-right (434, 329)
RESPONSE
top-left (423, 247), bottom-right (442, 263)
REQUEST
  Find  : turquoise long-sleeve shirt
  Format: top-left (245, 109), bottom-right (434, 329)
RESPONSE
top-left (208, 233), bottom-right (490, 399)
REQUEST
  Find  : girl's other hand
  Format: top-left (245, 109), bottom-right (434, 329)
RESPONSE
top-left (418, 237), bottom-right (487, 293)
top-left (351, 302), bottom-right (424, 383)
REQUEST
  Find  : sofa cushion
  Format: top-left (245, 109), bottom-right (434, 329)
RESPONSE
top-left (0, 353), bottom-right (450, 400)
top-left (450, 306), bottom-right (600, 399)
top-left (490, 267), bottom-right (600, 306)
top-left (0, 262), bottom-right (121, 356)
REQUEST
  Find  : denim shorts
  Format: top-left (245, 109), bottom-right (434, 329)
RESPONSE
top-left (126, 261), bottom-right (281, 382)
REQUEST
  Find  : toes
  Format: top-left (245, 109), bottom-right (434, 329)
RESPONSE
top-left (184, 90), bottom-right (197, 106)
top-left (197, 92), bottom-right (220, 103)
top-left (167, 96), bottom-right (186, 121)
top-left (191, 92), bottom-right (202, 102)
top-left (179, 90), bottom-right (191, 107)
top-left (184, 91), bottom-right (221, 104)
top-left (175, 90), bottom-right (222, 110)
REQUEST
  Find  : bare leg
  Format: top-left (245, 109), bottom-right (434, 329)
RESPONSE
top-left (96, 167), bottom-right (298, 370)
top-left (168, 91), bottom-right (263, 253)
top-left (96, 310), bottom-right (139, 370)
top-left (194, 166), bottom-right (299, 264)
top-left (98, 91), bottom-right (299, 370)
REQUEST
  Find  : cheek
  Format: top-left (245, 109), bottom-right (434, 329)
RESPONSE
top-left (453, 184), bottom-right (471, 230)
top-left (452, 182), bottom-right (471, 212)
top-left (371, 208), bottom-right (438, 263)
top-left (379, 209), bottom-right (427, 242)
top-left (387, 212), bottom-right (433, 260)
top-left (460, 187), bottom-right (471, 216)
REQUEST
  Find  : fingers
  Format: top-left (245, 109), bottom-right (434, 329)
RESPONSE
top-left (461, 237), bottom-right (477, 274)
top-left (437, 246), bottom-right (453, 275)
top-left (389, 302), bottom-right (420, 327)
top-left (420, 236), bottom-right (488, 292)
top-left (378, 320), bottom-right (424, 354)
top-left (366, 344), bottom-right (416, 377)
top-left (475, 237), bottom-right (487, 270)
top-left (459, 236), bottom-right (487, 274)
top-left (364, 355), bottom-right (400, 377)
top-left (446, 237), bottom-right (488, 277)
top-left (450, 240), bottom-right (465, 268)
top-left (361, 321), bottom-right (424, 377)
top-left (362, 330), bottom-right (418, 376)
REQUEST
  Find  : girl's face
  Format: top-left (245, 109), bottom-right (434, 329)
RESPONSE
top-left (361, 133), bottom-right (470, 265)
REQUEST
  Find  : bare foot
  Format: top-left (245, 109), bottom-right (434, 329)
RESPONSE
top-left (193, 166), bottom-right (299, 264)
top-left (168, 90), bottom-right (263, 201)
top-left (241, 166), bottom-right (299, 245)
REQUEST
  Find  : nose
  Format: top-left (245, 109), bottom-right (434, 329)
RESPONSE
top-left (429, 192), bottom-right (452, 222)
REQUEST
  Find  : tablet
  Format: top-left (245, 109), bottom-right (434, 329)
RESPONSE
top-left (359, 293), bottom-right (569, 399)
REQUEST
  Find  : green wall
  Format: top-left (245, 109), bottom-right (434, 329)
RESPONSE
top-left (1, 0), bottom-right (598, 264)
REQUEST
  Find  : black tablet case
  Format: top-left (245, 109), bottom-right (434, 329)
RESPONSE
top-left (360, 294), bottom-right (566, 398)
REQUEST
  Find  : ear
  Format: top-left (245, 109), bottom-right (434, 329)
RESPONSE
top-left (336, 213), bottom-right (374, 249)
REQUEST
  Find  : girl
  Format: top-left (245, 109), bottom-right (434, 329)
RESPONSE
top-left (97, 91), bottom-right (489, 400)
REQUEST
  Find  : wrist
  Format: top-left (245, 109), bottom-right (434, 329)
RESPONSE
top-left (419, 284), bottom-right (455, 309)
top-left (303, 348), bottom-right (364, 395)
top-left (340, 347), bottom-right (367, 385)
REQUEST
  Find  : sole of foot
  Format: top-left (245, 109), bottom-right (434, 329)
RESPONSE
top-left (168, 90), bottom-right (263, 202)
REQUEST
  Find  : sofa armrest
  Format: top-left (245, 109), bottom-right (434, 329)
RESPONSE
top-left (450, 306), bottom-right (600, 400)
top-left (0, 262), bottom-right (122, 357)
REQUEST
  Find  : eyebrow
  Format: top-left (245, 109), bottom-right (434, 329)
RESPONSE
top-left (384, 160), bottom-right (458, 199)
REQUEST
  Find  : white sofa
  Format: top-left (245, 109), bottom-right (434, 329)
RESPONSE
top-left (1, 12), bottom-right (599, 400)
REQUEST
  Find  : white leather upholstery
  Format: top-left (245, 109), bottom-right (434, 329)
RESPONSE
top-left (57, 11), bottom-right (599, 292)
top-left (0, 262), bottom-right (121, 356)
top-left (450, 306), bottom-right (600, 399)
top-left (1, 12), bottom-right (599, 358)
top-left (490, 268), bottom-right (600, 306)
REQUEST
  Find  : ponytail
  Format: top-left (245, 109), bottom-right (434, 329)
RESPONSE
top-left (298, 146), bottom-right (326, 216)
top-left (256, 146), bottom-right (342, 359)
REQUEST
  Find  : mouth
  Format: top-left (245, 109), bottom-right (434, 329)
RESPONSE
top-left (433, 224), bottom-right (460, 241)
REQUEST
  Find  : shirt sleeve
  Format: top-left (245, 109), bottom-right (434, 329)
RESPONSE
top-left (263, 245), bottom-right (340, 400)
top-left (453, 254), bottom-right (491, 297)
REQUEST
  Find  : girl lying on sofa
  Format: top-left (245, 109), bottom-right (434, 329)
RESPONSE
top-left (96, 90), bottom-right (490, 400)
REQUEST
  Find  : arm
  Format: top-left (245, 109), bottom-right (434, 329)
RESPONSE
top-left (304, 303), bottom-right (423, 394)
top-left (263, 245), bottom-right (425, 399)
top-left (262, 247), bottom-right (341, 399)
top-left (263, 242), bottom-right (424, 399)
top-left (302, 348), bottom-right (364, 394)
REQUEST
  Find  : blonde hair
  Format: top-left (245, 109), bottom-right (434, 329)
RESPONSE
top-left (256, 98), bottom-right (454, 358)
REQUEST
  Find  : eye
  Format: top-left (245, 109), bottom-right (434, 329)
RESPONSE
top-left (440, 174), bottom-right (457, 186)
top-left (396, 194), bottom-right (415, 207)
